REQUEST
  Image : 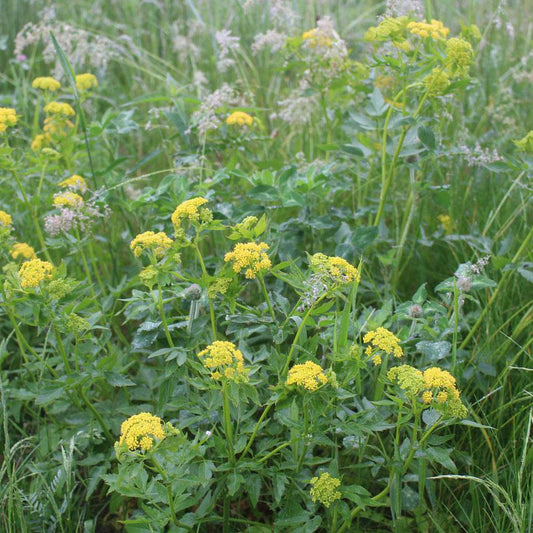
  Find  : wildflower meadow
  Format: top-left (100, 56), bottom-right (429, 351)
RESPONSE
top-left (0, 1), bottom-right (532, 531)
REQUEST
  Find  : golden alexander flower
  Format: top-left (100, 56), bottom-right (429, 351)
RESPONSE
top-left (18, 259), bottom-right (53, 289)
top-left (44, 101), bottom-right (76, 117)
top-left (75, 73), bottom-right (98, 91)
top-left (224, 242), bottom-right (271, 279)
top-left (309, 473), bottom-right (342, 507)
top-left (118, 412), bottom-right (165, 451)
top-left (32, 76), bottom-right (61, 92)
top-left (11, 243), bottom-right (36, 260)
top-left (0, 107), bottom-right (18, 132)
top-left (31, 134), bottom-right (49, 152)
top-left (197, 341), bottom-right (248, 382)
top-left (310, 253), bottom-right (361, 285)
top-left (302, 28), bottom-right (332, 47)
top-left (130, 231), bottom-right (173, 258)
top-left (0, 210), bottom-right (13, 228)
top-left (53, 191), bottom-right (84, 208)
top-left (226, 111), bottom-right (253, 127)
top-left (407, 19), bottom-right (450, 39)
top-left (445, 37), bottom-right (474, 77)
top-left (438, 214), bottom-right (453, 235)
top-left (58, 174), bottom-right (88, 192)
top-left (287, 361), bottom-right (328, 391)
top-left (171, 197), bottom-right (210, 229)
top-left (364, 327), bottom-right (403, 359)
top-left (388, 364), bottom-right (467, 418)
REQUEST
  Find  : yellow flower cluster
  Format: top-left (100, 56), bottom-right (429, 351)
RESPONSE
top-left (44, 101), bottom-right (76, 117)
top-left (0, 210), bottom-right (13, 227)
top-left (302, 28), bottom-right (332, 48)
top-left (171, 197), bottom-right (209, 228)
top-left (32, 76), bottom-right (61, 92)
top-left (130, 231), bottom-right (173, 258)
top-left (118, 412), bottom-right (165, 451)
top-left (226, 111), bottom-right (253, 127)
top-left (438, 214), bottom-right (453, 235)
top-left (58, 174), bottom-right (88, 192)
top-left (423, 68), bottom-right (450, 96)
top-left (18, 258), bottom-right (53, 289)
top-left (310, 253), bottom-right (361, 285)
top-left (309, 473), bottom-right (342, 507)
top-left (0, 107), bottom-right (17, 133)
top-left (31, 134), bottom-right (48, 152)
top-left (75, 73), bottom-right (98, 91)
top-left (514, 131), bottom-right (533, 153)
top-left (407, 20), bottom-right (450, 39)
top-left (286, 361), bottom-right (328, 391)
top-left (388, 365), bottom-right (467, 418)
top-left (53, 191), bottom-right (84, 208)
top-left (365, 16), bottom-right (410, 50)
top-left (197, 341), bottom-right (247, 381)
top-left (363, 327), bottom-right (403, 365)
top-left (224, 242), bottom-right (271, 279)
top-left (445, 38), bottom-right (474, 77)
top-left (11, 242), bottom-right (36, 260)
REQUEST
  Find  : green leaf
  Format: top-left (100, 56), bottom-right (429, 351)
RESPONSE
top-left (247, 474), bottom-right (262, 508)
top-left (425, 446), bottom-right (457, 472)
top-left (418, 126), bottom-right (436, 150)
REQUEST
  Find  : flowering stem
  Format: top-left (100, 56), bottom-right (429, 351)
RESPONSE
top-left (257, 441), bottom-right (292, 464)
top-left (221, 382), bottom-right (235, 463)
top-left (237, 403), bottom-right (274, 463)
top-left (53, 323), bottom-right (72, 373)
top-left (193, 243), bottom-right (217, 341)
top-left (281, 294), bottom-right (326, 376)
top-left (78, 387), bottom-right (114, 443)
top-left (372, 354), bottom-right (389, 401)
top-left (452, 278), bottom-right (459, 372)
top-left (258, 274), bottom-right (275, 321)
top-left (150, 455), bottom-right (179, 527)
top-left (157, 283), bottom-right (174, 347)
top-left (10, 168), bottom-right (51, 262)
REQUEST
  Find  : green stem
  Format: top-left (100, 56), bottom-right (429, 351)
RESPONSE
top-left (157, 283), bottom-right (174, 347)
top-left (237, 403), bottom-right (274, 463)
top-left (257, 441), bottom-right (292, 464)
top-left (53, 323), bottom-right (72, 373)
top-left (78, 387), bottom-right (114, 443)
top-left (194, 243), bottom-right (217, 341)
top-left (222, 382), bottom-right (235, 463)
top-left (150, 455), bottom-right (180, 527)
top-left (259, 274), bottom-right (275, 321)
top-left (281, 294), bottom-right (326, 376)
top-left (452, 278), bottom-right (459, 372)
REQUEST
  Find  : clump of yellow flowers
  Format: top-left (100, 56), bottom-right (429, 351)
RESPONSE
top-left (302, 28), bottom-right (332, 48)
top-left (310, 253), bottom-right (361, 285)
top-left (197, 341), bottom-right (248, 382)
top-left (11, 242), bottom-right (36, 261)
top-left (75, 73), bottom-right (98, 91)
top-left (364, 16), bottom-right (410, 50)
top-left (32, 76), bottom-right (61, 92)
top-left (44, 101), bottom-right (76, 117)
top-left (407, 20), bottom-right (450, 39)
top-left (130, 231), bottom-right (173, 259)
top-left (0, 210), bottom-right (13, 228)
top-left (118, 412), bottom-right (166, 451)
top-left (445, 37), bottom-right (474, 77)
top-left (363, 327), bottom-right (403, 365)
top-left (59, 174), bottom-right (88, 193)
top-left (18, 258), bottom-right (54, 289)
top-left (287, 361), bottom-right (328, 391)
top-left (171, 197), bottom-right (212, 234)
top-left (53, 191), bottom-right (84, 208)
top-left (309, 473), bottom-right (342, 507)
top-left (224, 242), bottom-right (272, 279)
top-left (226, 111), bottom-right (253, 127)
top-left (0, 107), bottom-right (18, 133)
top-left (388, 365), bottom-right (467, 418)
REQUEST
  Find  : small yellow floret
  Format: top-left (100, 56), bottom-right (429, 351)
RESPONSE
top-left (11, 243), bottom-right (36, 260)
top-left (171, 197), bottom-right (209, 228)
top-left (309, 473), bottom-right (341, 507)
top-left (0, 107), bottom-right (18, 130)
top-left (130, 231), bottom-right (173, 258)
top-left (58, 174), bottom-right (88, 193)
top-left (18, 259), bottom-right (53, 289)
top-left (197, 341), bottom-right (248, 382)
top-left (44, 101), bottom-right (76, 117)
top-left (226, 111), bottom-right (253, 127)
top-left (310, 253), bottom-right (361, 285)
top-left (302, 28), bottom-right (332, 47)
top-left (75, 73), bottom-right (98, 91)
top-left (53, 191), bottom-right (84, 208)
top-left (118, 412), bottom-right (165, 451)
top-left (224, 242), bottom-right (271, 279)
top-left (287, 361), bottom-right (328, 391)
top-left (363, 327), bottom-right (403, 358)
top-left (407, 19), bottom-right (450, 40)
top-left (0, 210), bottom-right (13, 228)
top-left (32, 76), bottom-right (61, 92)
